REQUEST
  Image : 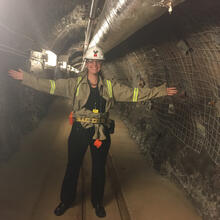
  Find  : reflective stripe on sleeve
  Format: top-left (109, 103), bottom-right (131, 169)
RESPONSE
top-left (49, 80), bottom-right (56, 95)
top-left (106, 80), bottom-right (113, 98)
top-left (76, 76), bottom-right (82, 96)
top-left (133, 88), bottom-right (139, 102)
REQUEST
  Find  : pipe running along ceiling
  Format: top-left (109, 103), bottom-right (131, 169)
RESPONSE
top-left (89, 0), bottom-right (185, 53)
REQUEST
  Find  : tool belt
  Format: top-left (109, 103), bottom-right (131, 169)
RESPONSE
top-left (69, 112), bottom-right (115, 134)
top-left (75, 117), bottom-right (107, 124)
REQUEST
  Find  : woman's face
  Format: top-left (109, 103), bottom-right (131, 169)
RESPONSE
top-left (86, 60), bottom-right (102, 75)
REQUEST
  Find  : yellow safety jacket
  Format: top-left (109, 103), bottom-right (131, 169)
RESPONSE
top-left (22, 70), bottom-right (167, 139)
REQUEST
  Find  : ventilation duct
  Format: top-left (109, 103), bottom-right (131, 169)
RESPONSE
top-left (89, 0), bottom-right (185, 53)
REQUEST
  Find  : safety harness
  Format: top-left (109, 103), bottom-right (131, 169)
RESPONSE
top-left (49, 77), bottom-right (138, 126)
top-left (71, 77), bottom-right (112, 124)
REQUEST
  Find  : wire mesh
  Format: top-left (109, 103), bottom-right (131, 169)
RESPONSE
top-left (105, 0), bottom-right (220, 165)
top-left (142, 26), bottom-right (220, 165)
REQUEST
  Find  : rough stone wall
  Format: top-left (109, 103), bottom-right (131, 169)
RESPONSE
top-left (0, 54), bottom-right (52, 161)
top-left (0, 0), bottom-right (88, 161)
top-left (103, 0), bottom-right (220, 219)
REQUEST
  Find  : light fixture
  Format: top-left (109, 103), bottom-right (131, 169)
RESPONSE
top-left (44, 50), bottom-right (57, 67)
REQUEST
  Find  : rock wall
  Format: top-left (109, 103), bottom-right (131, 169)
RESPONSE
top-left (103, 0), bottom-right (220, 219)
top-left (0, 0), bottom-right (87, 161)
top-left (0, 54), bottom-right (53, 161)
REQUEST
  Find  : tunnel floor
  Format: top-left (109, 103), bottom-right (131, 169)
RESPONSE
top-left (0, 98), bottom-right (202, 220)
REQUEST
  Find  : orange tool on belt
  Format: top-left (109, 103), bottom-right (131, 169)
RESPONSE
top-left (94, 139), bottom-right (102, 149)
top-left (69, 112), bottom-right (74, 125)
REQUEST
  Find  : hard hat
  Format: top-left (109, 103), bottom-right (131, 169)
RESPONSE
top-left (84, 46), bottom-right (105, 60)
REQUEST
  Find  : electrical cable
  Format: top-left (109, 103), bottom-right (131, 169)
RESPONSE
top-left (0, 41), bottom-right (30, 59)
top-left (73, 62), bottom-right (83, 67)
top-left (0, 42), bottom-right (48, 67)
top-left (0, 44), bottom-right (43, 65)
top-left (0, 43), bottom-right (42, 63)
top-left (0, 21), bottom-right (35, 42)
top-left (0, 47), bottom-right (28, 58)
top-left (0, 43), bottom-right (28, 56)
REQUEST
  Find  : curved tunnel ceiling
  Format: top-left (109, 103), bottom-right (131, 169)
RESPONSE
top-left (44, 0), bottom-right (186, 68)
top-left (89, 0), bottom-right (185, 52)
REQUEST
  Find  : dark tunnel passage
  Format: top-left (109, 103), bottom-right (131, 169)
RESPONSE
top-left (0, 0), bottom-right (219, 219)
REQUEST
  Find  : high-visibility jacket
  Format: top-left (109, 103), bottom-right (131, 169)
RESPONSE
top-left (22, 71), bottom-right (167, 111)
top-left (22, 70), bottom-right (167, 139)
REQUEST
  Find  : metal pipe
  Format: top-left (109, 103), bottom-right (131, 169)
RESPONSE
top-left (81, 0), bottom-right (99, 71)
top-left (84, 0), bottom-right (99, 51)
top-left (89, 0), bottom-right (185, 53)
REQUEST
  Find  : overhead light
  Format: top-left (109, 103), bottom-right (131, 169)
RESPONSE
top-left (29, 50), bottom-right (44, 73)
top-left (58, 61), bottom-right (67, 69)
top-left (67, 65), bottom-right (80, 74)
top-left (44, 50), bottom-right (57, 67)
top-left (29, 49), bottom-right (57, 72)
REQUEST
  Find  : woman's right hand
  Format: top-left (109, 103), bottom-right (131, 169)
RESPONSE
top-left (8, 69), bottom-right (24, 81)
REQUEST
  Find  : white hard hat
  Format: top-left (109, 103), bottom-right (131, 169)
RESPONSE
top-left (84, 46), bottom-right (105, 60)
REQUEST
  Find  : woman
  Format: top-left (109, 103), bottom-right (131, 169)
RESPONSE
top-left (8, 46), bottom-right (177, 217)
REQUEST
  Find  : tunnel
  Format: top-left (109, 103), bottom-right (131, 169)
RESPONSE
top-left (0, 0), bottom-right (219, 219)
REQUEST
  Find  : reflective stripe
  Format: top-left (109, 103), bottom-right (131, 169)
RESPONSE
top-left (49, 80), bottom-right (56, 95)
top-left (133, 88), bottom-right (139, 102)
top-left (106, 80), bottom-right (112, 98)
top-left (76, 76), bottom-right (82, 96)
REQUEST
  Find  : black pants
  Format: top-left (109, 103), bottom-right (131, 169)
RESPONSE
top-left (60, 122), bottom-right (111, 206)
